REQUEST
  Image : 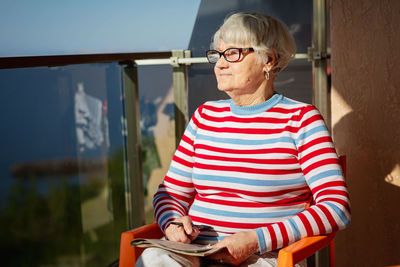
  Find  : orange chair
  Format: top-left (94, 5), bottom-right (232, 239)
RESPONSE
top-left (119, 156), bottom-right (346, 267)
top-left (119, 222), bottom-right (162, 267)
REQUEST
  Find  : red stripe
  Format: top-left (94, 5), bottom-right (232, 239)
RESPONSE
top-left (195, 184), bottom-right (309, 198)
top-left (181, 133), bottom-right (194, 146)
top-left (177, 145), bottom-right (194, 157)
top-left (195, 144), bottom-right (297, 155)
top-left (154, 188), bottom-right (193, 204)
top-left (299, 114), bottom-right (324, 129)
top-left (297, 136), bottom-right (332, 153)
top-left (298, 212), bottom-right (313, 236)
top-left (201, 103), bottom-right (313, 118)
top-left (278, 222), bottom-right (289, 247)
top-left (156, 202), bottom-right (186, 216)
top-left (267, 225), bottom-right (278, 250)
top-left (164, 176), bottom-right (193, 188)
top-left (154, 194), bottom-right (192, 208)
top-left (299, 147), bottom-right (337, 165)
top-left (189, 215), bottom-right (271, 230)
top-left (307, 208), bottom-right (326, 234)
top-left (202, 104), bottom-right (230, 113)
top-left (296, 105), bottom-right (318, 120)
top-left (311, 181), bottom-right (346, 194)
top-left (195, 153), bottom-right (299, 165)
top-left (302, 158), bottom-right (339, 175)
top-left (192, 115), bottom-right (200, 129)
top-left (201, 113), bottom-right (292, 124)
top-left (314, 189), bottom-right (348, 197)
top-left (197, 123), bottom-right (298, 135)
top-left (194, 162), bottom-right (302, 175)
top-left (319, 204), bottom-right (339, 232)
top-left (268, 106), bottom-right (305, 114)
top-left (270, 192), bottom-right (312, 205)
top-left (195, 194), bottom-right (309, 208)
top-left (173, 155), bottom-right (193, 168)
top-left (196, 192), bottom-right (311, 207)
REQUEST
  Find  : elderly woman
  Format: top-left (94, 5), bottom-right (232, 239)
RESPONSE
top-left (137, 12), bottom-right (350, 267)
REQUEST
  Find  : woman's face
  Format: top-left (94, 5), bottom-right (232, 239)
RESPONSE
top-left (214, 39), bottom-right (267, 97)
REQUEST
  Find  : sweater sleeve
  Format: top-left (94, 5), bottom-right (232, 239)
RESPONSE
top-left (255, 105), bottom-right (351, 253)
top-left (153, 106), bottom-right (202, 232)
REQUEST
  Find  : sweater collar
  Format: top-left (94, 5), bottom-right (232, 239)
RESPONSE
top-left (230, 93), bottom-right (283, 115)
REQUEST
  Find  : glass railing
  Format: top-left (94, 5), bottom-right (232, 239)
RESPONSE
top-left (0, 52), bottom-right (173, 266)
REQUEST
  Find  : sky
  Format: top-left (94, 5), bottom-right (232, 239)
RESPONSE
top-left (0, 0), bottom-right (201, 57)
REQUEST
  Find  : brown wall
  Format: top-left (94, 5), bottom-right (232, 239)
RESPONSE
top-left (330, 0), bottom-right (400, 266)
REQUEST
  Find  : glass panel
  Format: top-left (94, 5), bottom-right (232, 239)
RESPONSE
top-left (137, 65), bottom-right (175, 224)
top-left (0, 63), bottom-right (127, 266)
top-left (187, 0), bottom-right (312, 115)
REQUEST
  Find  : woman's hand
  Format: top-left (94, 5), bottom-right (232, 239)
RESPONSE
top-left (165, 216), bottom-right (199, 243)
top-left (207, 231), bottom-right (259, 266)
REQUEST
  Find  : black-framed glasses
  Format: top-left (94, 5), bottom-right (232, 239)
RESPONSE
top-left (206, 48), bottom-right (254, 64)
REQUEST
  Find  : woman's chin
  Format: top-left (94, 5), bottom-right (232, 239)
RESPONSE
top-left (217, 85), bottom-right (232, 92)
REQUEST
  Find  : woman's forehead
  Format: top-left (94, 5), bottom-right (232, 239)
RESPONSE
top-left (216, 39), bottom-right (250, 50)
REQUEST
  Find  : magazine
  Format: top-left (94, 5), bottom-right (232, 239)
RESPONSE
top-left (131, 238), bottom-right (224, 256)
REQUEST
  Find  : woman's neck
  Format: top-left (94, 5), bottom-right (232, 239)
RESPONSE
top-left (229, 82), bottom-right (274, 106)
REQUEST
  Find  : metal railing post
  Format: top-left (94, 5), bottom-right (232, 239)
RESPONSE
top-left (123, 64), bottom-right (145, 228)
top-left (310, 0), bottom-right (331, 132)
top-left (311, 0), bottom-right (332, 266)
top-left (172, 50), bottom-right (190, 147)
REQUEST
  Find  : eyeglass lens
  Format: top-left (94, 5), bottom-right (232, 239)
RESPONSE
top-left (207, 48), bottom-right (241, 63)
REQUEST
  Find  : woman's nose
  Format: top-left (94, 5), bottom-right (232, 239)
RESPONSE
top-left (215, 55), bottom-right (228, 68)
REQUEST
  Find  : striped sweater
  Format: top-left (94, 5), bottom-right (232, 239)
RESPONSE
top-left (154, 93), bottom-right (351, 253)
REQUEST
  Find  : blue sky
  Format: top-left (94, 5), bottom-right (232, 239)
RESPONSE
top-left (0, 0), bottom-right (201, 57)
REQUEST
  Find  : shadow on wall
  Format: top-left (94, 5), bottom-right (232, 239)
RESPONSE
top-left (331, 85), bottom-right (400, 266)
top-left (329, 0), bottom-right (400, 264)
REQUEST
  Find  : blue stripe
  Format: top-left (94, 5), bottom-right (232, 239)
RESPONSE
top-left (325, 202), bottom-right (350, 227)
top-left (296, 125), bottom-right (327, 144)
top-left (230, 94), bottom-right (283, 115)
top-left (288, 218), bottom-right (301, 240)
top-left (280, 97), bottom-right (300, 105)
top-left (193, 173), bottom-right (305, 186)
top-left (190, 205), bottom-right (302, 219)
top-left (256, 228), bottom-right (267, 253)
top-left (186, 124), bottom-right (196, 136)
top-left (307, 170), bottom-right (343, 185)
top-left (169, 166), bottom-right (192, 179)
top-left (196, 133), bottom-right (295, 146)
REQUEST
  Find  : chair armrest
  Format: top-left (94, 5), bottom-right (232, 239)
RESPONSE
top-left (277, 232), bottom-right (336, 267)
top-left (119, 222), bottom-right (163, 267)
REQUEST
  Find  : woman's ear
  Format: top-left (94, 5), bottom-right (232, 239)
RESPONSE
top-left (264, 54), bottom-right (277, 73)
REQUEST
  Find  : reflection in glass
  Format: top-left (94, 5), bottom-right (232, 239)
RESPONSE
top-left (0, 63), bottom-right (126, 266)
top-left (137, 65), bottom-right (176, 224)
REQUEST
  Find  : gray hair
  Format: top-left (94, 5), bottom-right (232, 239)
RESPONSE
top-left (212, 12), bottom-right (296, 73)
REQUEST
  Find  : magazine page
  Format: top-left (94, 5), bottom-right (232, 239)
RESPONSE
top-left (131, 238), bottom-right (224, 257)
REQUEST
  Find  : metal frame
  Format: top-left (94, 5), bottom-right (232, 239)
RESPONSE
top-left (309, 0), bottom-right (331, 132)
top-left (310, 0), bottom-right (332, 266)
top-left (0, 51), bottom-right (172, 69)
top-left (171, 50), bottom-right (190, 146)
top-left (123, 64), bottom-right (145, 228)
